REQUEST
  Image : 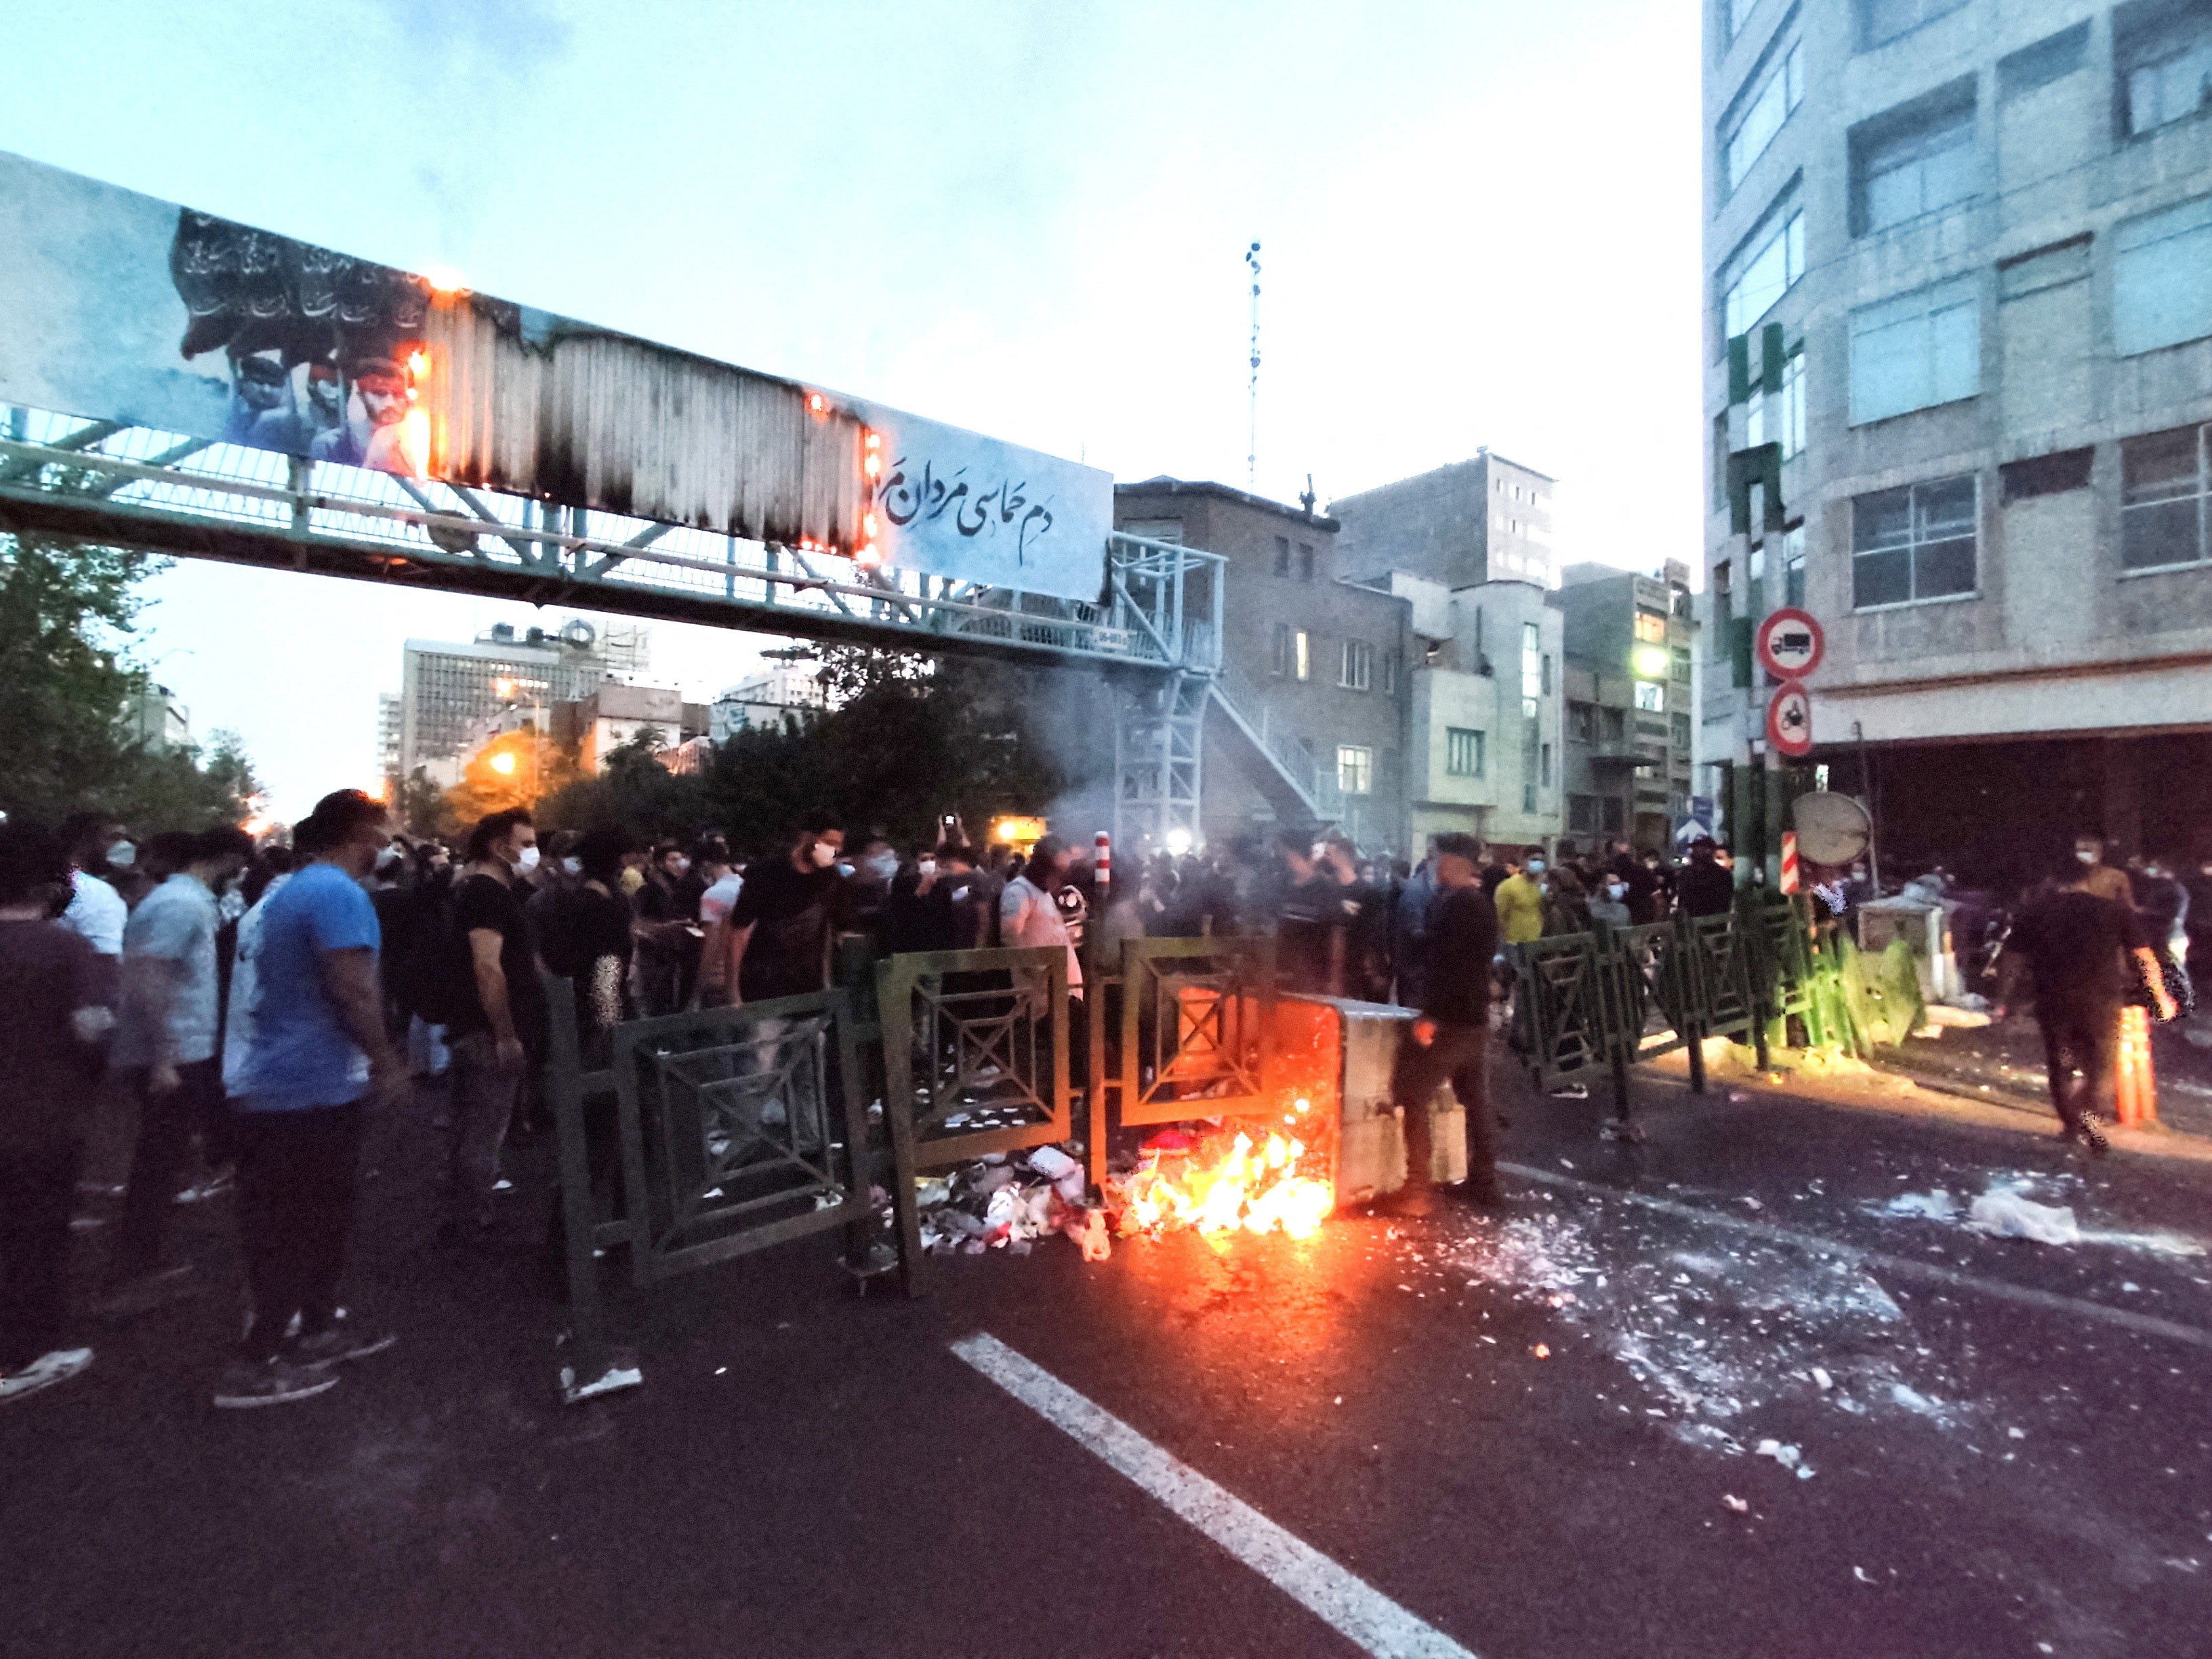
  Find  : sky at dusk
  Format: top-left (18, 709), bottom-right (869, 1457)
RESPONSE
top-left (0, 0), bottom-right (1702, 819)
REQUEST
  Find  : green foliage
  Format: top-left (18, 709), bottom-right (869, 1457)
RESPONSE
top-left (536, 647), bottom-right (1075, 854)
top-left (0, 532), bottom-right (262, 830)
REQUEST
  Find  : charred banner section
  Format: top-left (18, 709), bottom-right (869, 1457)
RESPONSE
top-left (0, 148), bottom-right (1111, 600)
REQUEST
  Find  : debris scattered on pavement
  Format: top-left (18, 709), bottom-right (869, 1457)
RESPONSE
top-left (1967, 1190), bottom-right (2080, 1246)
top-left (1722, 1494), bottom-right (1749, 1513)
top-left (1755, 1439), bottom-right (1814, 1479)
top-left (1853, 1565), bottom-right (1876, 1584)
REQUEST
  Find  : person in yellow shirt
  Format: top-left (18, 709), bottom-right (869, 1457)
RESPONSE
top-left (1493, 854), bottom-right (1549, 947)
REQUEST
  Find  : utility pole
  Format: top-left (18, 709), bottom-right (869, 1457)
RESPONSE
top-left (1245, 241), bottom-right (1262, 490)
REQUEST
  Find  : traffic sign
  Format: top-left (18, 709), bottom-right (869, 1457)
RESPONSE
top-left (1755, 607), bottom-right (1824, 680)
top-left (1766, 680), bottom-right (1814, 758)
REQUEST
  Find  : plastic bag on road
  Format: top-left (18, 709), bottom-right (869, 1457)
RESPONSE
top-left (1967, 1191), bottom-right (2080, 1246)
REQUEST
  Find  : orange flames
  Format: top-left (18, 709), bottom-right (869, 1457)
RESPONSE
top-left (1110, 1098), bottom-right (1333, 1241)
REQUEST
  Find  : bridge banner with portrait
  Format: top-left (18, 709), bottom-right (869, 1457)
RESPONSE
top-left (0, 148), bottom-right (1111, 602)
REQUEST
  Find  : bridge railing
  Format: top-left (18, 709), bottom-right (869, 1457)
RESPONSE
top-left (0, 405), bottom-right (1224, 675)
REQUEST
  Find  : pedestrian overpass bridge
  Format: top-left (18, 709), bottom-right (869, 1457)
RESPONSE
top-left (0, 148), bottom-right (1345, 853)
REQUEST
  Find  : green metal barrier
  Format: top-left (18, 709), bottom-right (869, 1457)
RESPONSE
top-left (1508, 893), bottom-right (1856, 1126)
top-left (545, 977), bottom-right (884, 1404)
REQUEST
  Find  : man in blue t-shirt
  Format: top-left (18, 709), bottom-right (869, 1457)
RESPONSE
top-left (216, 790), bottom-right (405, 1410)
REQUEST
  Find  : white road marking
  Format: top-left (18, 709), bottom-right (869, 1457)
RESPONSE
top-left (1498, 1162), bottom-right (2212, 1353)
top-left (950, 1332), bottom-right (1480, 1659)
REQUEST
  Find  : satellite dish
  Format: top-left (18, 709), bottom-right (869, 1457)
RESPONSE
top-left (560, 618), bottom-right (596, 650)
top-left (1791, 791), bottom-right (1872, 865)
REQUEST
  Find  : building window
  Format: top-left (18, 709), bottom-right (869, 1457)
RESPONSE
top-left (1569, 794), bottom-right (1598, 834)
top-left (1540, 743), bottom-right (1554, 787)
top-left (2114, 194), bottom-right (2212, 356)
top-left (1671, 713), bottom-right (1693, 750)
top-left (1634, 611), bottom-right (1668, 644)
top-left (1721, 203), bottom-right (1805, 342)
top-left (1851, 85), bottom-right (1977, 235)
top-left (1671, 646), bottom-right (1693, 683)
top-left (1273, 535), bottom-right (1291, 576)
top-left (2120, 5), bottom-right (2212, 137)
top-left (1521, 622), bottom-right (1542, 701)
top-left (2122, 424), bottom-right (2212, 570)
top-left (1446, 727), bottom-right (1487, 777)
top-left (1782, 522), bottom-right (1807, 607)
top-left (1298, 541), bottom-right (1317, 581)
top-left (1294, 630), bottom-right (1311, 681)
top-left (1849, 274), bottom-right (1979, 424)
top-left (1380, 649), bottom-right (1397, 694)
top-left (1713, 412), bottom-right (1732, 511)
top-left (1722, 41), bottom-right (1804, 197)
top-left (1338, 639), bottom-right (1374, 691)
top-left (1271, 623), bottom-right (1293, 676)
top-left (1634, 681), bottom-right (1666, 713)
top-left (1858, 0), bottom-right (1966, 52)
top-left (1568, 702), bottom-right (1596, 744)
top-left (1601, 796), bottom-right (1628, 834)
top-left (1999, 22), bottom-right (2089, 100)
top-left (1336, 745), bottom-right (1374, 796)
top-left (1541, 654), bottom-right (1554, 695)
top-left (1603, 707), bottom-right (1628, 744)
top-left (1852, 474), bottom-right (1978, 607)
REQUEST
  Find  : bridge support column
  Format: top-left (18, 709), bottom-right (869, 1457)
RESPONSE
top-left (1113, 672), bottom-right (1207, 857)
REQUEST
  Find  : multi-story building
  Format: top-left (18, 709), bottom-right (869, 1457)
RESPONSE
top-left (123, 682), bottom-right (190, 754)
top-left (709, 657), bottom-right (827, 742)
top-left (375, 692), bottom-right (401, 793)
top-left (397, 617), bottom-right (644, 779)
top-left (1551, 562), bottom-right (1700, 851)
top-left (552, 683), bottom-right (687, 773)
top-left (1115, 478), bottom-right (1411, 855)
top-left (1366, 572), bottom-right (1565, 855)
top-left (1332, 451), bottom-right (1560, 592)
top-left (1704, 0), bottom-right (2212, 884)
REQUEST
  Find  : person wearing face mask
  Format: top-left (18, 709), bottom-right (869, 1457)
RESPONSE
top-left (1588, 872), bottom-right (1633, 932)
top-left (220, 789), bottom-right (404, 1407)
top-left (1492, 853), bottom-right (1548, 948)
top-left (100, 825), bottom-right (254, 1315)
top-left (436, 808), bottom-right (544, 1248)
top-left (842, 834), bottom-right (899, 947)
top-left (882, 844), bottom-right (954, 958)
top-left (58, 813), bottom-right (129, 985)
top-left (2072, 834), bottom-right (2135, 910)
top-left (727, 820), bottom-right (850, 1006)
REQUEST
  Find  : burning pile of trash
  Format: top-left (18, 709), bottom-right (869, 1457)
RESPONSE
top-left (913, 1098), bottom-right (1336, 1262)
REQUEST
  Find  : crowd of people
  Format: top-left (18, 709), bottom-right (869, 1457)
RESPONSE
top-left (18, 775), bottom-right (2190, 1411)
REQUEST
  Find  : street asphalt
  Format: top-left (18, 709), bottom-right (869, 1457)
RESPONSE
top-left (5, 1053), bottom-right (2209, 1659)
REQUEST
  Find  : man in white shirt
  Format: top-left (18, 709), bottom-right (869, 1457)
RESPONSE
top-left (101, 826), bottom-right (252, 1309)
top-left (695, 849), bottom-right (743, 1006)
top-left (58, 813), bottom-right (129, 970)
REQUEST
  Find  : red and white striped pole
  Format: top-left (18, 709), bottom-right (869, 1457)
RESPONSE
top-left (1779, 830), bottom-right (1801, 895)
top-left (1094, 830), bottom-right (1112, 897)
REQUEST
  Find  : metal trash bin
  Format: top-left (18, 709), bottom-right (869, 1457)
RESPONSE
top-left (1271, 995), bottom-right (1462, 1207)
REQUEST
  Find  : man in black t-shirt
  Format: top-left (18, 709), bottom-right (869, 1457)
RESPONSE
top-left (1998, 857), bottom-right (2177, 1152)
top-left (1273, 828), bottom-right (1352, 997)
top-left (729, 821), bottom-right (848, 1005)
top-left (1675, 838), bottom-right (1736, 918)
top-left (441, 808), bottom-right (543, 1243)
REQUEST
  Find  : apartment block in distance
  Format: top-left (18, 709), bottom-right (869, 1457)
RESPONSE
top-left (1115, 479), bottom-right (1411, 855)
top-left (1333, 450), bottom-right (1560, 591)
top-left (1705, 0), bottom-right (2212, 884)
top-left (1550, 561), bottom-right (1700, 852)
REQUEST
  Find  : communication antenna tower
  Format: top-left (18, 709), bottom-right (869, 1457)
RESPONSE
top-left (1244, 241), bottom-right (1262, 489)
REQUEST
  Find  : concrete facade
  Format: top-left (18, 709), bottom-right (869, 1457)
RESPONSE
top-left (1332, 451), bottom-right (1559, 592)
top-left (1702, 0), bottom-right (2212, 872)
top-left (1388, 575), bottom-right (1565, 855)
top-left (554, 683), bottom-right (686, 774)
top-left (1114, 478), bottom-right (1411, 855)
top-left (1550, 561), bottom-right (1700, 851)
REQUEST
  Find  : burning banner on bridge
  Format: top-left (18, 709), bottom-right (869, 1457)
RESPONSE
top-left (0, 148), bottom-right (1113, 601)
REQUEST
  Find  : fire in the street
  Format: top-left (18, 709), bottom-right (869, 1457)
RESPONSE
top-left (1109, 1098), bottom-right (1333, 1241)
